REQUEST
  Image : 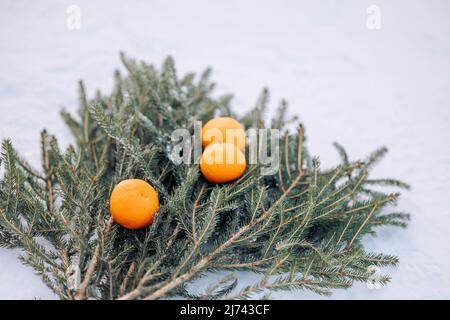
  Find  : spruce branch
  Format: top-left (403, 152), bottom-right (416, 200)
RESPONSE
top-left (0, 54), bottom-right (409, 300)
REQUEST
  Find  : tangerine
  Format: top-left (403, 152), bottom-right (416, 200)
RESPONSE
top-left (200, 142), bottom-right (246, 183)
top-left (109, 179), bottom-right (159, 229)
top-left (201, 117), bottom-right (246, 150)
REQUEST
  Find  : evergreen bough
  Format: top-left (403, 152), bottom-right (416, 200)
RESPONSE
top-left (0, 54), bottom-right (410, 300)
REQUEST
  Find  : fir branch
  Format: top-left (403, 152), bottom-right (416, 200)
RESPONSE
top-left (0, 54), bottom-right (409, 300)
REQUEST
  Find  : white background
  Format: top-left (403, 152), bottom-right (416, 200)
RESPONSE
top-left (0, 0), bottom-right (449, 299)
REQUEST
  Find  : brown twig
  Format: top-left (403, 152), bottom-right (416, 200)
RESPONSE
top-left (348, 205), bottom-right (378, 247)
top-left (42, 133), bottom-right (54, 213)
top-left (297, 125), bottom-right (304, 173)
top-left (137, 172), bottom-right (304, 300)
top-left (284, 132), bottom-right (292, 179)
top-left (74, 217), bottom-right (113, 300)
top-left (192, 183), bottom-right (205, 245)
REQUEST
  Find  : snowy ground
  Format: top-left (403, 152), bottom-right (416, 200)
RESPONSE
top-left (0, 0), bottom-right (449, 299)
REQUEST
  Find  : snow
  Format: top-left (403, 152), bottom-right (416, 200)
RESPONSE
top-left (1, 0), bottom-right (449, 299)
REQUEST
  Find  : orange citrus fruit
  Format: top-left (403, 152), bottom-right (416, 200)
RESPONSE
top-left (200, 142), bottom-right (246, 183)
top-left (109, 179), bottom-right (159, 229)
top-left (201, 117), bottom-right (246, 150)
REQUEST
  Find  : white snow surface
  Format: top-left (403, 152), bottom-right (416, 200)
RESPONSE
top-left (0, 0), bottom-right (449, 299)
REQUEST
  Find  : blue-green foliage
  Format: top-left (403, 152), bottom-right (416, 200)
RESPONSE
top-left (0, 54), bottom-right (409, 300)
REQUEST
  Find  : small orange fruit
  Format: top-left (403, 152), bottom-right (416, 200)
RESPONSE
top-left (109, 179), bottom-right (159, 229)
top-left (200, 142), bottom-right (246, 183)
top-left (201, 117), bottom-right (246, 150)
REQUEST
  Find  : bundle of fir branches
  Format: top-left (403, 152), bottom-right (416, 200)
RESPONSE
top-left (0, 54), bottom-right (410, 300)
